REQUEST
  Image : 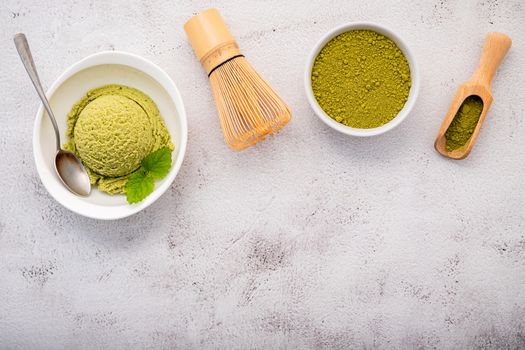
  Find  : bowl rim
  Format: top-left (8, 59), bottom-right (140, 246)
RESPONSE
top-left (33, 50), bottom-right (188, 220)
top-left (304, 22), bottom-right (420, 137)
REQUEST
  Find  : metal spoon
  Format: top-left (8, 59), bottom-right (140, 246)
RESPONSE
top-left (14, 33), bottom-right (91, 196)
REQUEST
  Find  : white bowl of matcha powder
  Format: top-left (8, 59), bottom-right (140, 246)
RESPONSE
top-left (305, 22), bottom-right (420, 137)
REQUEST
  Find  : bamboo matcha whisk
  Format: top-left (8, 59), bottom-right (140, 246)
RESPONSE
top-left (184, 8), bottom-right (291, 151)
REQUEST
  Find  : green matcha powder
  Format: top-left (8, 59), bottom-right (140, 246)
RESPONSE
top-left (311, 30), bottom-right (411, 129)
top-left (445, 95), bottom-right (484, 151)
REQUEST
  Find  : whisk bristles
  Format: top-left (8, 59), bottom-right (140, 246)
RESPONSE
top-left (209, 57), bottom-right (291, 150)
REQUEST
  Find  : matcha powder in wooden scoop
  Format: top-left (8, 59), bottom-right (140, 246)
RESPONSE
top-left (444, 95), bottom-right (484, 151)
top-left (311, 30), bottom-right (411, 128)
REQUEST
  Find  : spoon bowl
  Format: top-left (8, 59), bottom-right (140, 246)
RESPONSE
top-left (55, 150), bottom-right (91, 196)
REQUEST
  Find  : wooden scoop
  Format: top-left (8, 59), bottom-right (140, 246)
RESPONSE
top-left (434, 32), bottom-right (511, 159)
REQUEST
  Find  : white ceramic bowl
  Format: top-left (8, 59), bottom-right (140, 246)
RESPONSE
top-left (33, 51), bottom-right (188, 220)
top-left (305, 22), bottom-right (420, 137)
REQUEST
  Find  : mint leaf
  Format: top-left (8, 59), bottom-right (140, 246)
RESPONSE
top-left (141, 147), bottom-right (172, 180)
top-left (124, 147), bottom-right (172, 204)
top-left (126, 169), bottom-right (154, 204)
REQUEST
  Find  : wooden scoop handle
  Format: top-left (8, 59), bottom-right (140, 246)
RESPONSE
top-left (470, 32), bottom-right (512, 88)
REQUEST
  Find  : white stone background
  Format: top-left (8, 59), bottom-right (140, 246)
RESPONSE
top-left (1, 0), bottom-right (524, 348)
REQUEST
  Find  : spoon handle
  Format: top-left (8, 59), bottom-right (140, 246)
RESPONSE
top-left (14, 33), bottom-right (61, 150)
top-left (470, 32), bottom-right (512, 89)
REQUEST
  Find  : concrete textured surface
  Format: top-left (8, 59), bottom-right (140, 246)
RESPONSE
top-left (1, 0), bottom-right (524, 348)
